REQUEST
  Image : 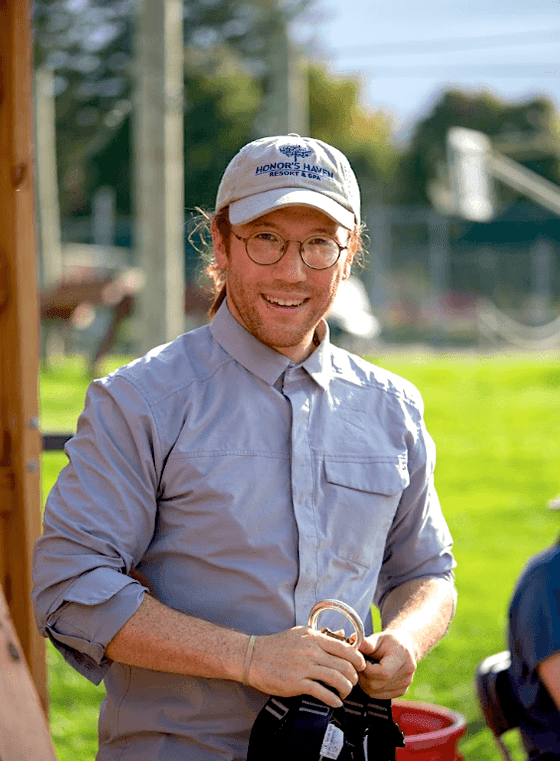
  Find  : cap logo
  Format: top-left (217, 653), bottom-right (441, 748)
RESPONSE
top-left (279, 144), bottom-right (313, 161)
top-left (254, 144), bottom-right (336, 182)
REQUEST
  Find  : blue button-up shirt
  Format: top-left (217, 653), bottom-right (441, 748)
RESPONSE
top-left (32, 303), bottom-right (455, 761)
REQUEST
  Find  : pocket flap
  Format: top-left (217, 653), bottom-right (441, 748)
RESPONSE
top-left (324, 458), bottom-right (409, 496)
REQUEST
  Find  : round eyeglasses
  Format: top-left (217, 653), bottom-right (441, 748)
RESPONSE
top-left (231, 230), bottom-right (347, 270)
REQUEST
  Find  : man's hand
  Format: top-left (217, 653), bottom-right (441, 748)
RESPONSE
top-left (353, 577), bottom-right (456, 699)
top-left (357, 630), bottom-right (417, 699)
top-left (247, 627), bottom-right (366, 708)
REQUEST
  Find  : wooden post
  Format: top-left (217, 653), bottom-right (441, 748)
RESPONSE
top-left (0, 586), bottom-right (57, 759)
top-left (0, 0), bottom-right (49, 717)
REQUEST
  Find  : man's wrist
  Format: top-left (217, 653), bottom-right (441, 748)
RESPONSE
top-left (381, 627), bottom-right (419, 662)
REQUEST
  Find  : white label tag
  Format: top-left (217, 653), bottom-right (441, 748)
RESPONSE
top-left (320, 723), bottom-right (344, 760)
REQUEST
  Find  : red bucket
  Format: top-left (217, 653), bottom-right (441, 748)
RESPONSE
top-left (393, 700), bottom-right (467, 761)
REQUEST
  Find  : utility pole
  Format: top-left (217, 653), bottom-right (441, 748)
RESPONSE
top-left (366, 202), bottom-right (391, 314)
top-left (258, 5), bottom-right (309, 136)
top-left (34, 67), bottom-right (63, 290)
top-left (289, 49), bottom-right (309, 137)
top-left (92, 186), bottom-right (116, 249)
top-left (135, 0), bottom-right (185, 355)
top-left (528, 237), bottom-right (554, 323)
top-left (428, 211), bottom-right (450, 345)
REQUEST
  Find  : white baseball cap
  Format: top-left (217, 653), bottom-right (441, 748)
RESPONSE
top-left (215, 134), bottom-right (361, 230)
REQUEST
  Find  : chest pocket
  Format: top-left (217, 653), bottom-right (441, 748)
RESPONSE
top-left (324, 458), bottom-right (409, 495)
top-left (321, 457), bottom-right (410, 567)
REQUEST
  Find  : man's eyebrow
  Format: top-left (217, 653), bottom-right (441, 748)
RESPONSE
top-left (242, 220), bottom-right (280, 231)
top-left (242, 218), bottom-right (285, 231)
top-left (243, 219), bottom-right (338, 235)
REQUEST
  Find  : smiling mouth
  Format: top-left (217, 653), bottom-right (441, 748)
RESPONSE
top-left (263, 295), bottom-right (307, 307)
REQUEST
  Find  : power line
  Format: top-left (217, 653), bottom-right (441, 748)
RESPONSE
top-left (333, 28), bottom-right (560, 59)
top-left (353, 63), bottom-right (560, 78)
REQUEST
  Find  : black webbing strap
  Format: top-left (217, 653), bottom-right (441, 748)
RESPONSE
top-left (247, 686), bottom-right (405, 761)
top-left (343, 688), bottom-right (406, 761)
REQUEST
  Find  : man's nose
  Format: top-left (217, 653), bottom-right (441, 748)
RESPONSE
top-left (272, 241), bottom-right (306, 281)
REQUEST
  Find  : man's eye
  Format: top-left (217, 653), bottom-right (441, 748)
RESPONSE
top-left (307, 237), bottom-right (333, 247)
top-left (254, 232), bottom-right (281, 243)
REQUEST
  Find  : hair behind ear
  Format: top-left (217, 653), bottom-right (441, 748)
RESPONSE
top-left (342, 224), bottom-right (365, 278)
top-left (206, 208), bottom-right (231, 318)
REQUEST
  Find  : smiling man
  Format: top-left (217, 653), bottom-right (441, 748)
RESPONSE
top-left (32, 135), bottom-right (456, 761)
top-left (214, 206), bottom-right (351, 363)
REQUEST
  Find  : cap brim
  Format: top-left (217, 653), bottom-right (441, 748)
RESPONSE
top-left (228, 188), bottom-right (356, 230)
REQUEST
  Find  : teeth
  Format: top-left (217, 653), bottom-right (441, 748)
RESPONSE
top-left (265, 296), bottom-right (304, 307)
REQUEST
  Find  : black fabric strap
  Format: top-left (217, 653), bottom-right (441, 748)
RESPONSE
top-left (248, 694), bottom-right (332, 761)
top-left (247, 686), bottom-right (405, 761)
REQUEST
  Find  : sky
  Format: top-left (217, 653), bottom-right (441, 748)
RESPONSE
top-left (296, 0), bottom-right (560, 143)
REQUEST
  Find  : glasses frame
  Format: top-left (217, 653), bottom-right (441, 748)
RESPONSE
top-left (231, 229), bottom-right (347, 270)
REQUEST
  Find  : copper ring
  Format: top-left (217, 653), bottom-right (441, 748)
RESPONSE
top-left (308, 599), bottom-right (365, 649)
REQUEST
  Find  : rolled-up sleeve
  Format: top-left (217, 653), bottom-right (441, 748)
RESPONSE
top-left (32, 374), bottom-right (160, 684)
top-left (374, 411), bottom-right (455, 609)
top-left (44, 570), bottom-right (147, 683)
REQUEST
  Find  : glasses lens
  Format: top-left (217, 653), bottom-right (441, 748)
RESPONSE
top-left (301, 236), bottom-right (340, 269)
top-left (246, 232), bottom-right (284, 264)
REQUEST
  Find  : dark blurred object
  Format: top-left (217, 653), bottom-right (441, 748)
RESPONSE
top-left (475, 651), bottom-right (518, 761)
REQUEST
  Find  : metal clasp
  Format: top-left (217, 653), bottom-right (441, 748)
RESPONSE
top-left (308, 599), bottom-right (365, 650)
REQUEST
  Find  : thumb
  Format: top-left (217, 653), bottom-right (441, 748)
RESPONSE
top-left (358, 634), bottom-right (384, 663)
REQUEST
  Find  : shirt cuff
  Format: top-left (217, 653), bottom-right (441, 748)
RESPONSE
top-left (45, 567), bottom-right (147, 685)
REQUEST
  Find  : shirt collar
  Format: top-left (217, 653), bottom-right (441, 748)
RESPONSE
top-left (211, 302), bottom-right (291, 386)
top-left (300, 323), bottom-right (333, 391)
top-left (210, 302), bottom-right (334, 390)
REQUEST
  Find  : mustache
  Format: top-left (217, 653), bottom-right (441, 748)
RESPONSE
top-left (259, 284), bottom-right (315, 295)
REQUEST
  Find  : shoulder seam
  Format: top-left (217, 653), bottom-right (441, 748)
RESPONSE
top-left (331, 363), bottom-right (423, 411)
top-left (117, 353), bottom-right (237, 408)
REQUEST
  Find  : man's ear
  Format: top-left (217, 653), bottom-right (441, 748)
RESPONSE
top-left (342, 226), bottom-right (359, 279)
top-left (342, 249), bottom-right (355, 280)
top-left (211, 219), bottom-right (228, 270)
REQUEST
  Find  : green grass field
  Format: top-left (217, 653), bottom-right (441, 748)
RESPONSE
top-left (40, 351), bottom-right (560, 760)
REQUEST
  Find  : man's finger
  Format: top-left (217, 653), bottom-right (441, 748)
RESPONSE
top-left (303, 679), bottom-right (344, 708)
top-left (312, 665), bottom-right (357, 700)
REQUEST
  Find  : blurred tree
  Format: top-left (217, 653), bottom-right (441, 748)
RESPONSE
top-left (32, 0), bottom-right (397, 227)
top-left (87, 45), bottom-right (261, 226)
top-left (33, 0), bottom-right (135, 215)
top-left (181, 47), bottom-right (262, 212)
top-left (308, 64), bottom-right (398, 203)
top-left (32, 0), bottom-right (307, 217)
top-left (395, 88), bottom-right (560, 206)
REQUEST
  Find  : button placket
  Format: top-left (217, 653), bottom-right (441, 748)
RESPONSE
top-left (282, 369), bottom-right (318, 624)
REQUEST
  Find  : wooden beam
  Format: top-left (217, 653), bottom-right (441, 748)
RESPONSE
top-left (0, 585), bottom-right (58, 759)
top-left (0, 467), bottom-right (15, 514)
top-left (0, 0), bottom-right (49, 713)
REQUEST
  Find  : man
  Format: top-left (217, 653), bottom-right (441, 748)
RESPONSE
top-left (33, 135), bottom-right (456, 761)
top-left (508, 496), bottom-right (560, 759)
